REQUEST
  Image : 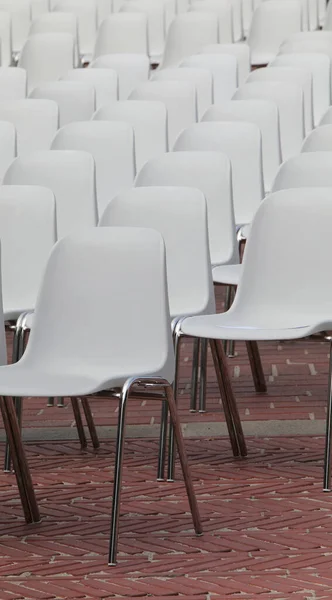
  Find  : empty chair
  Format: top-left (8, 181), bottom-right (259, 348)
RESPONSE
top-left (0, 67), bottom-right (26, 101)
top-left (181, 54), bottom-right (237, 104)
top-left (4, 150), bottom-right (98, 237)
top-left (52, 121), bottom-right (135, 216)
top-left (270, 53), bottom-right (330, 126)
top-left (160, 13), bottom-right (218, 68)
top-left (189, 0), bottom-right (233, 44)
top-left (319, 106), bottom-right (332, 125)
top-left (53, 0), bottom-right (97, 61)
top-left (234, 81), bottom-right (305, 160)
top-left (272, 152), bottom-right (332, 191)
top-left (202, 100), bottom-right (281, 192)
top-left (247, 0), bottom-right (303, 66)
top-left (0, 11), bottom-right (12, 66)
top-left (279, 39), bottom-right (332, 66)
top-left (120, 0), bottom-right (165, 63)
top-left (0, 122), bottom-right (16, 183)
top-left (247, 66), bottom-right (313, 134)
top-left (0, 0), bottom-right (30, 56)
top-left (201, 43), bottom-right (251, 85)
top-left (93, 13), bottom-right (149, 59)
top-left (285, 31), bottom-right (332, 44)
top-left (28, 12), bottom-right (79, 65)
top-left (174, 121), bottom-right (264, 227)
top-left (93, 101), bottom-right (167, 170)
top-left (89, 54), bottom-right (150, 99)
top-left (301, 125), bottom-right (332, 152)
top-left (0, 99), bottom-right (58, 155)
top-left (62, 69), bottom-right (118, 109)
top-left (130, 80), bottom-right (196, 147)
top-left (30, 82), bottom-right (95, 127)
top-left (19, 33), bottom-right (75, 94)
top-left (152, 67), bottom-right (212, 119)
top-left (135, 151), bottom-right (239, 266)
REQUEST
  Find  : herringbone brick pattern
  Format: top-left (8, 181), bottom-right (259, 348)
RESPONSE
top-left (0, 436), bottom-right (332, 598)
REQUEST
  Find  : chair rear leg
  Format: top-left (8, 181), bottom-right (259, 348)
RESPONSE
top-left (324, 340), bottom-right (332, 491)
top-left (70, 398), bottom-right (87, 448)
top-left (199, 339), bottom-right (208, 413)
top-left (81, 398), bottom-right (100, 449)
top-left (190, 338), bottom-right (200, 411)
top-left (246, 341), bottom-right (267, 393)
top-left (157, 399), bottom-right (168, 481)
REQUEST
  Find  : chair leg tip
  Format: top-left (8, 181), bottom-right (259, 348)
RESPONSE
top-left (323, 487), bottom-right (331, 492)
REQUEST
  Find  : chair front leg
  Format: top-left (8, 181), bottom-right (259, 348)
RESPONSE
top-left (70, 398), bottom-right (88, 449)
top-left (167, 330), bottom-right (181, 481)
top-left (324, 339), bottom-right (332, 491)
top-left (81, 398), bottom-right (100, 449)
top-left (246, 341), bottom-right (267, 393)
top-left (190, 338), bottom-right (200, 411)
top-left (199, 339), bottom-right (208, 413)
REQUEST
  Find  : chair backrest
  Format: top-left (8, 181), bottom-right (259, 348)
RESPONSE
top-left (29, 12), bottom-right (79, 63)
top-left (130, 80), bottom-right (197, 148)
top-left (201, 43), bottom-right (250, 85)
top-left (189, 0), bottom-right (233, 44)
top-left (30, 82), bottom-right (95, 127)
top-left (0, 185), bottom-right (56, 319)
top-left (135, 151), bottom-right (238, 266)
top-left (230, 188), bottom-right (332, 321)
top-left (279, 39), bottom-right (332, 60)
top-left (319, 106), bottom-right (332, 125)
top-left (0, 11), bottom-right (12, 66)
top-left (202, 100), bottom-right (281, 192)
top-left (0, 0), bottom-right (30, 54)
top-left (0, 121), bottom-right (16, 184)
top-left (285, 31), bottom-right (332, 44)
top-left (160, 13), bottom-right (218, 68)
top-left (93, 100), bottom-right (167, 171)
top-left (0, 99), bottom-right (58, 155)
top-left (181, 54), bottom-right (237, 104)
top-left (52, 121), bottom-right (135, 217)
top-left (247, 0), bottom-right (303, 65)
top-left (152, 66), bottom-right (212, 119)
top-left (272, 152), bottom-right (332, 191)
top-left (53, 0), bottom-right (97, 56)
top-left (0, 68), bottom-right (26, 102)
top-left (89, 53), bottom-right (150, 99)
top-left (3, 150), bottom-right (98, 238)
top-left (93, 13), bottom-right (149, 58)
top-left (22, 227), bottom-right (175, 386)
top-left (234, 81), bottom-right (305, 160)
top-left (120, 0), bottom-right (165, 63)
top-left (62, 68), bottom-right (118, 109)
top-left (301, 124), bottom-right (332, 151)
top-left (247, 66), bottom-right (313, 134)
top-left (270, 53), bottom-right (330, 127)
top-left (174, 121), bottom-right (264, 225)
top-left (19, 33), bottom-right (75, 94)
top-left (99, 187), bottom-right (216, 317)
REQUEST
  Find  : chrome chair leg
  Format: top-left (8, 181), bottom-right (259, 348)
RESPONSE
top-left (157, 399), bottom-right (168, 481)
top-left (57, 398), bottom-right (65, 407)
top-left (324, 340), bottom-right (332, 491)
top-left (4, 322), bottom-right (26, 472)
top-left (167, 332), bottom-right (181, 481)
top-left (47, 398), bottom-right (55, 407)
top-left (246, 341), bottom-right (267, 393)
top-left (190, 338), bottom-right (200, 411)
top-left (70, 398), bottom-right (87, 448)
top-left (81, 397), bottom-right (100, 449)
top-left (223, 285), bottom-right (232, 355)
top-left (198, 338), bottom-right (208, 413)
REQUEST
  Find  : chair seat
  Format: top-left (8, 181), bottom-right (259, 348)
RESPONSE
top-left (212, 263), bottom-right (242, 285)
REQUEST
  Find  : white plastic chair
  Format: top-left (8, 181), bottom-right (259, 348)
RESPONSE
top-left (301, 124), bottom-right (332, 152)
top-left (130, 80), bottom-right (197, 148)
top-left (159, 13), bottom-right (218, 68)
top-left (174, 121), bottom-right (264, 227)
top-left (0, 99), bottom-right (58, 155)
top-left (319, 106), bottom-right (332, 125)
top-left (19, 33), bottom-right (75, 94)
top-left (0, 11), bottom-right (13, 66)
top-left (52, 121), bottom-right (135, 217)
top-left (53, 0), bottom-right (97, 62)
top-left (247, 0), bottom-right (303, 65)
top-left (247, 66), bottom-right (313, 134)
top-left (284, 31), bottom-right (332, 44)
top-left (279, 39), bottom-right (332, 67)
top-left (89, 54), bottom-right (150, 99)
top-left (3, 150), bottom-right (98, 238)
top-left (0, 226), bottom-right (202, 564)
top-left (177, 187), bottom-right (332, 492)
top-left (271, 53), bottom-right (330, 127)
top-left (0, 68), bottom-right (26, 101)
top-left (189, 0), bottom-right (233, 44)
top-left (201, 43), bottom-right (251, 85)
top-left (93, 101), bottom-right (167, 171)
top-left (181, 54), bottom-right (237, 104)
top-left (28, 12), bottom-right (79, 65)
top-left (30, 82), bottom-right (95, 127)
top-left (272, 152), bottom-right (332, 191)
top-left (202, 100), bottom-right (281, 192)
top-left (62, 69), bottom-right (118, 109)
top-left (151, 67), bottom-right (212, 119)
top-left (93, 13), bottom-right (149, 59)
top-left (0, 0), bottom-right (31, 56)
top-left (120, 0), bottom-right (165, 63)
top-left (234, 81), bottom-right (305, 160)
top-left (0, 122), bottom-right (16, 183)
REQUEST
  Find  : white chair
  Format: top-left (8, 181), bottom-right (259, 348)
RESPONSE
top-left (0, 122), bottom-right (16, 183)
top-left (62, 69), bottom-right (118, 109)
top-left (285, 31), bottom-right (332, 44)
top-left (19, 33), bottom-right (75, 94)
top-left (28, 12), bottom-right (79, 65)
top-left (0, 99), bottom-right (58, 155)
top-left (120, 0), bottom-right (165, 64)
top-left (181, 54), bottom-right (237, 104)
top-left (174, 121), bottom-right (264, 227)
top-left (0, 0), bottom-right (31, 57)
top-left (319, 106), bottom-right (332, 125)
top-left (0, 226), bottom-right (202, 564)
top-left (0, 67), bottom-right (26, 101)
top-left (189, 0), bottom-right (233, 44)
top-left (89, 54), bottom-right (150, 99)
top-left (52, 122), bottom-right (135, 217)
top-left (93, 13), bottom-right (149, 59)
top-left (30, 82), bottom-right (95, 127)
top-left (202, 100), bottom-right (281, 192)
top-left (271, 53), bottom-right (330, 127)
top-left (279, 39), bottom-right (332, 67)
top-left (272, 152), bottom-right (332, 191)
top-left (130, 80), bottom-right (197, 148)
top-left (151, 67), bottom-right (212, 119)
top-left (3, 150), bottom-right (98, 237)
top-left (159, 13), bottom-right (218, 68)
top-left (247, 66), bottom-right (313, 134)
top-left (93, 101), bottom-right (167, 171)
top-left (301, 124), bottom-right (332, 151)
top-left (234, 81), bottom-right (305, 160)
top-left (53, 0), bottom-right (97, 62)
top-left (247, 0), bottom-right (303, 66)
top-left (201, 43), bottom-right (251, 85)
top-left (0, 11), bottom-right (13, 66)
